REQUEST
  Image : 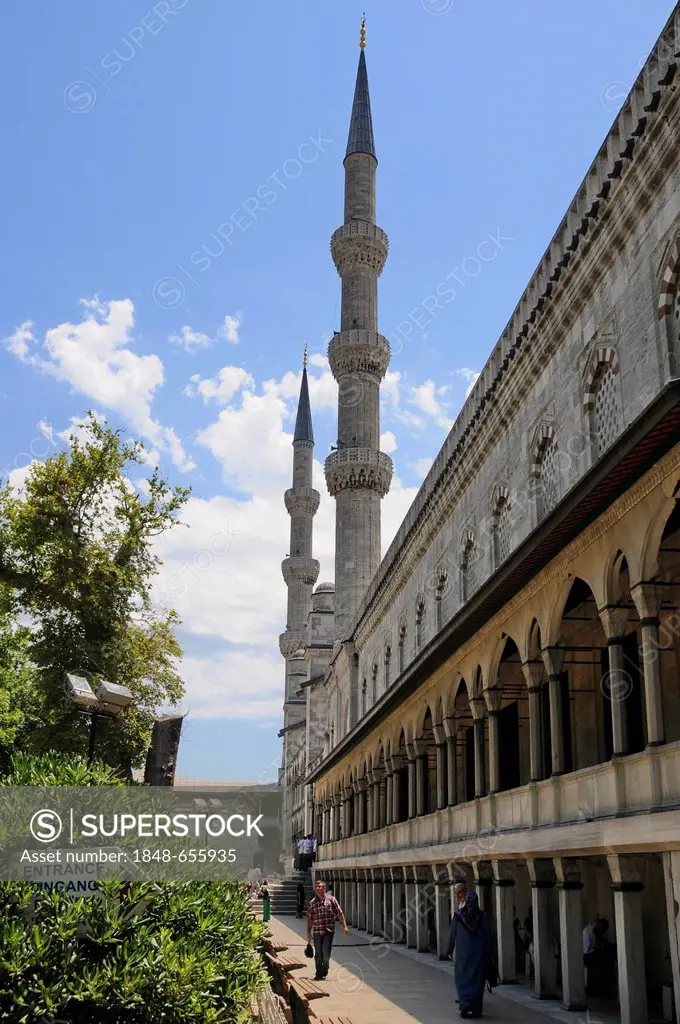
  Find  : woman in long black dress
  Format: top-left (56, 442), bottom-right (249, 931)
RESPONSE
top-left (446, 891), bottom-right (492, 1018)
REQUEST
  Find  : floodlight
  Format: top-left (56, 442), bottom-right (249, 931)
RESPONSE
top-left (65, 672), bottom-right (98, 709)
top-left (95, 681), bottom-right (134, 711)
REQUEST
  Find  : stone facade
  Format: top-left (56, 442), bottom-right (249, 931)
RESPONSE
top-left (281, 9), bottom-right (680, 1021)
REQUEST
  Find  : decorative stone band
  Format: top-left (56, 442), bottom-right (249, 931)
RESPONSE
top-left (324, 447), bottom-right (393, 498)
top-left (281, 555), bottom-right (320, 586)
top-left (284, 486), bottom-right (320, 517)
top-left (328, 328), bottom-right (390, 381)
top-left (278, 630), bottom-right (306, 658)
top-left (583, 345), bottom-right (620, 410)
top-left (331, 221), bottom-right (389, 277)
top-left (530, 422), bottom-right (556, 475)
top-left (658, 237), bottom-right (680, 318)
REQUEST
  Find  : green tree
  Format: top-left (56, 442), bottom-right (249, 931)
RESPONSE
top-left (0, 414), bottom-right (189, 770)
top-left (0, 590), bottom-right (42, 774)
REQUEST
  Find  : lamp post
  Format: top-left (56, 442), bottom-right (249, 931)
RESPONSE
top-left (65, 674), bottom-right (134, 765)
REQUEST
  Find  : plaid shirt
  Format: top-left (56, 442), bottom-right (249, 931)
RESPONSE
top-left (307, 893), bottom-right (342, 934)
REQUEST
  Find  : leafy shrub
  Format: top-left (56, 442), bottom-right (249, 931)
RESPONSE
top-left (0, 753), bottom-right (267, 1022)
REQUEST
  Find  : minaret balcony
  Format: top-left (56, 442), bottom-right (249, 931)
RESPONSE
top-left (281, 556), bottom-right (320, 586)
top-left (331, 221), bottom-right (389, 277)
top-left (278, 630), bottom-right (307, 658)
top-left (328, 329), bottom-right (390, 382)
top-left (324, 447), bottom-right (393, 498)
top-left (284, 487), bottom-right (320, 517)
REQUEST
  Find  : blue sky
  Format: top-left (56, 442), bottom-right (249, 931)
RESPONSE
top-left (0, 0), bottom-right (674, 781)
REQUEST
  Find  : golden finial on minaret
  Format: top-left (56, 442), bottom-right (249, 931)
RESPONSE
top-left (360, 14), bottom-right (366, 49)
top-left (303, 344), bottom-right (308, 369)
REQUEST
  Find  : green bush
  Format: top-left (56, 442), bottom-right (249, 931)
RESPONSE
top-left (0, 753), bottom-right (267, 1023)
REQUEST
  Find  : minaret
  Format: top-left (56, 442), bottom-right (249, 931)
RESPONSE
top-left (279, 348), bottom-right (320, 669)
top-left (325, 18), bottom-right (392, 642)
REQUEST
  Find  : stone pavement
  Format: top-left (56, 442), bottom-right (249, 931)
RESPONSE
top-left (267, 916), bottom-right (615, 1024)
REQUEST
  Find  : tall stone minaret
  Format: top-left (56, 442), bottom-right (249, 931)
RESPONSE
top-left (279, 349), bottom-right (320, 667)
top-left (279, 351), bottom-right (320, 865)
top-left (325, 18), bottom-right (392, 642)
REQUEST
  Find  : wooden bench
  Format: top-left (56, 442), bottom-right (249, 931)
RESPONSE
top-left (276, 953), bottom-right (306, 972)
top-left (312, 1017), bottom-right (357, 1024)
top-left (288, 978), bottom-right (330, 1003)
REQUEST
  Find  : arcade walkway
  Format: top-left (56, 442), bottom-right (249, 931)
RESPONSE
top-left (268, 916), bottom-right (620, 1024)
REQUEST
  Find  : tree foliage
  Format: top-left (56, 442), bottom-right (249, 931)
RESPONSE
top-left (0, 414), bottom-right (190, 769)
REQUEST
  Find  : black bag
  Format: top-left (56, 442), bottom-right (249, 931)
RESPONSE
top-left (304, 942), bottom-right (314, 959)
top-left (485, 954), bottom-right (499, 990)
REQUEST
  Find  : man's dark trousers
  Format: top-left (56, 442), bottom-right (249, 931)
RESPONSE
top-left (313, 930), bottom-right (334, 978)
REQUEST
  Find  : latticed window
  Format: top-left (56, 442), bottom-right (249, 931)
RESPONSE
top-left (538, 441), bottom-right (560, 520)
top-left (398, 624), bottom-right (407, 673)
top-left (460, 539), bottom-right (479, 603)
top-left (361, 678), bottom-right (367, 716)
top-left (494, 498), bottom-right (512, 567)
top-left (415, 599), bottom-right (425, 650)
top-left (372, 664), bottom-right (379, 702)
top-left (384, 646), bottom-right (392, 689)
top-left (592, 363), bottom-right (622, 456)
top-left (435, 569), bottom-right (448, 632)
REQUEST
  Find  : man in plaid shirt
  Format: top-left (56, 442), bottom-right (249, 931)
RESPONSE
top-left (306, 880), bottom-right (349, 980)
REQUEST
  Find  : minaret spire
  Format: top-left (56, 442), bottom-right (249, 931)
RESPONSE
top-left (294, 350), bottom-right (314, 444)
top-left (325, 29), bottom-right (392, 645)
top-left (346, 18), bottom-right (375, 161)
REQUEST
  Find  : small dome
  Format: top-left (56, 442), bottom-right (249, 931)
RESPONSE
top-left (315, 582), bottom-right (335, 593)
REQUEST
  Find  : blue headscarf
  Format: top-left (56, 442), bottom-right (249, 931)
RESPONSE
top-left (455, 890), bottom-right (483, 933)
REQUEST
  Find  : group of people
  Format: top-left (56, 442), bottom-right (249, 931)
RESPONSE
top-left (295, 833), bottom-right (317, 871)
top-left (301, 877), bottom-right (494, 1016)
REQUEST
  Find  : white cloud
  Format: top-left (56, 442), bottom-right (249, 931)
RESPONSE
top-left (169, 326), bottom-right (214, 352)
top-left (177, 649), bottom-right (282, 720)
top-left (411, 456), bottom-right (433, 480)
top-left (185, 366), bottom-right (255, 405)
top-left (457, 367), bottom-right (480, 398)
top-left (410, 380), bottom-right (453, 431)
top-left (5, 321), bottom-right (36, 360)
top-left (380, 430), bottom-right (397, 454)
top-left (4, 298), bottom-right (195, 473)
top-left (219, 313), bottom-right (242, 344)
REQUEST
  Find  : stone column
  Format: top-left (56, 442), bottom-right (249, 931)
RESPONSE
top-left (414, 874), bottom-right (430, 952)
top-left (365, 871), bottom-right (375, 934)
top-left (522, 661), bottom-right (544, 781)
top-left (372, 874), bottom-right (383, 936)
top-left (407, 748), bottom-right (417, 819)
top-left (492, 861), bottom-right (516, 983)
top-left (484, 686), bottom-right (502, 795)
top-left (357, 873), bottom-right (367, 932)
top-left (527, 859), bottom-right (557, 999)
top-left (470, 698), bottom-right (487, 797)
top-left (365, 771), bottom-right (374, 831)
top-left (542, 647), bottom-right (566, 775)
top-left (385, 771), bottom-right (393, 826)
top-left (356, 779), bottom-right (367, 834)
top-left (599, 604), bottom-right (631, 755)
top-left (389, 755), bottom-right (401, 822)
top-left (433, 865), bottom-right (451, 960)
top-left (632, 583), bottom-right (665, 746)
top-left (405, 873), bottom-right (417, 948)
top-left (415, 757), bottom-right (425, 816)
top-left (390, 869), bottom-right (405, 943)
top-left (445, 717), bottom-right (458, 805)
top-left (608, 855), bottom-right (648, 1024)
top-left (472, 860), bottom-right (494, 916)
top-left (553, 858), bottom-right (586, 1011)
top-left (663, 852), bottom-right (680, 1021)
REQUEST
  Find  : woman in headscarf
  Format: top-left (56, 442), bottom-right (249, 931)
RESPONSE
top-left (446, 888), bottom-right (492, 1018)
top-left (260, 881), bottom-right (271, 923)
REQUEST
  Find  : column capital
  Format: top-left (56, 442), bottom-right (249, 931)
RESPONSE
top-left (607, 853), bottom-right (645, 889)
top-left (483, 685), bottom-right (503, 713)
top-left (541, 645), bottom-right (565, 677)
top-left (597, 602), bottom-right (629, 640)
top-left (472, 861), bottom-right (494, 886)
top-left (521, 659), bottom-right (543, 690)
top-left (492, 861), bottom-right (516, 886)
top-left (553, 856), bottom-right (583, 888)
top-left (630, 580), bottom-right (662, 620)
top-left (526, 858), bottom-right (555, 888)
top-left (407, 739), bottom-right (427, 758)
top-left (443, 715), bottom-right (459, 739)
top-left (469, 696), bottom-right (486, 721)
top-left (433, 723), bottom-right (446, 746)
